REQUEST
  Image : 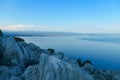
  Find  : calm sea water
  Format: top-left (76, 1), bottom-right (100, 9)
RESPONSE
top-left (21, 36), bottom-right (120, 70)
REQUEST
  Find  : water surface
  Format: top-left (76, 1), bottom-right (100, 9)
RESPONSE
top-left (21, 36), bottom-right (120, 70)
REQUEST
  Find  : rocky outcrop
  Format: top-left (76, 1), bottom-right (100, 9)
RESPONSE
top-left (0, 36), bottom-right (40, 67)
top-left (0, 36), bottom-right (120, 80)
top-left (82, 63), bottom-right (120, 80)
top-left (0, 36), bottom-right (94, 80)
top-left (21, 53), bottom-right (93, 80)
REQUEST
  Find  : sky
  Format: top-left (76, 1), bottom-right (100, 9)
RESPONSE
top-left (0, 0), bottom-right (120, 33)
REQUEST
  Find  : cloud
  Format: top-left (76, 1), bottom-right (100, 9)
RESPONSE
top-left (0, 24), bottom-right (36, 31)
top-left (0, 24), bottom-right (71, 32)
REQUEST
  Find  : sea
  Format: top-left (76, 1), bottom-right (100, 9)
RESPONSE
top-left (21, 35), bottom-right (120, 70)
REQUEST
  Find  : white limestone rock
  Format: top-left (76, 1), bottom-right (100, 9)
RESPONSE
top-left (54, 52), bottom-right (64, 59)
top-left (0, 36), bottom-right (24, 66)
top-left (21, 53), bottom-right (94, 80)
top-left (82, 63), bottom-right (94, 73)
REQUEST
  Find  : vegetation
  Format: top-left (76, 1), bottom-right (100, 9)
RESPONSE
top-left (77, 58), bottom-right (83, 67)
top-left (14, 37), bottom-right (25, 42)
top-left (47, 48), bottom-right (55, 54)
top-left (83, 60), bottom-right (93, 66)
top-left (0, 29), bottom-right (3, 36)
top-left (77, 58), bottom-right (92, 67)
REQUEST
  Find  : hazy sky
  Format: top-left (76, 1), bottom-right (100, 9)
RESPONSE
top-left (0, 0), bottom-right (120, 33)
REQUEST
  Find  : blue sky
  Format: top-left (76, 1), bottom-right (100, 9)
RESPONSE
top-left (0, 0), bottom-right (120, 33)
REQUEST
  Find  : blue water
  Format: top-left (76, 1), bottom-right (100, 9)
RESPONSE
top-left (21, 36), bottom-right (120, 70)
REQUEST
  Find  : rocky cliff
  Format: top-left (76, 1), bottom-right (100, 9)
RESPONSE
top-left (0, 36), bottom-right (120, 80)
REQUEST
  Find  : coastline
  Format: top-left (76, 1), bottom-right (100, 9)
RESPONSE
top-left (0, 36), bottom-right (120, 80)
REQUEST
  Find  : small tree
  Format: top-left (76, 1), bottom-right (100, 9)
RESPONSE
top-left (83, 60), bottom-right (93, 66)
top-left (0, 29), bottom-right (3, 36)
top-left (77, 58), bottom-right (93, 67)
top-left (14, 37), bottom-right (25, 42)
top-left (47, 48), bottom-right (55, 54)
top-left (77, 58), bottom-right (83, 67)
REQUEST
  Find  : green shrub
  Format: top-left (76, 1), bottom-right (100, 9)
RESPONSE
top-left (47, 48), bottom-right (55, 54)
top-left (77, 58), bottom-right (92, 67)
top-left (14, 37), bottom-right (25, 42)
top-left (77, 58), bottom-right (83, 67)
top-left (83, 60), bottom-right (93, 66)
top-left (0, 29), bottom-right (3, 36)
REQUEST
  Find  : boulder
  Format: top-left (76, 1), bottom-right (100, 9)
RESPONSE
top-left (82, 63), bottom-right (94, 74)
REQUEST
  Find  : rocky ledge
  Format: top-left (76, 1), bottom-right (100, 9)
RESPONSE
top-left (0, 36), bottom-right (120, 80)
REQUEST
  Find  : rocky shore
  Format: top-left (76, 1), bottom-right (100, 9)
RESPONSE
top-left (0, 36), bottom-right (120, 80)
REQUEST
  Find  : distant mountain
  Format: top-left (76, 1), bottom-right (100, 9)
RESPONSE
top-left (3, 31), bottom-right (80, 36)
top-left (3, 31), bottom-right (120, 37)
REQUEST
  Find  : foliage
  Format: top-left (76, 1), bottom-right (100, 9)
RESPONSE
top-left (77, 58), bottom-right (93, 67)
top-left (47, 48), bottom-right (55, 54)
top-left (83, 60), bottom-right (93, 66)
top-left (77, 58), bottom-right (83, 67)
top-left (14, 37), bottom-right (25, 42)
top-left (0, 29), bottom-right (3, 36)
